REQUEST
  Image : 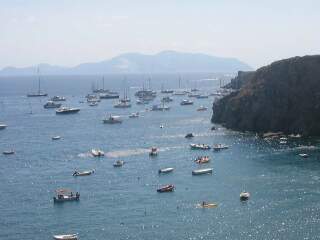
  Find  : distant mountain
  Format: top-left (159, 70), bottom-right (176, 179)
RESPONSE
top-left (0, 51), bottom-right (252, 76)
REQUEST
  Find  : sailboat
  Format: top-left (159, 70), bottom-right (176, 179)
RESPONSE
top-left (27, 68), bottom-right (47, 97)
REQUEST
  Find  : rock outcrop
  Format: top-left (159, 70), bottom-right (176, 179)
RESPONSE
top-left (212, 55), bottom-right (320, 136)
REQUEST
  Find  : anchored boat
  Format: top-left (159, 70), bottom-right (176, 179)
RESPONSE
top-left (53, 189), bottom-right (80, 203)
top-left (0, 123), bottom-right (7, 130)
top-left (3, 150), bottom-right (15, 155)
top-left (44, 101), bottom-right (62, 109)
top-left (157, 184), bottom-right (175, 192)
top-left (113, 160), bottom-right (125, 167)
top-left (56, 107), bottom-right (80, 114)
top-left (103, 115), bottom-right (122, 124)
top-left (192, 168), bottom-right (213, 175)
top-left (190, 143), bottom-right (211, 150)
top-left (73, 170), bottom-right (94, 176)
top-left (213, 144), bottom-right (229, 151)
top-left (149, 147), bottom-right (158, 157)
top-left (91, 149), bottom-right (104, 157)
top-left (53, 234), bottom-right (78, 240)
top-left (240, 191), bottom-right (250, 201)
top-left (194, 156), bottom-right (210, 164)
top-left (158, 167), bottom-right (174, 174)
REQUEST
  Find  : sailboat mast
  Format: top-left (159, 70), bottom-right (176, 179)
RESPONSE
top-left (37, 67), bottom-right (40, 94)
top-left (102, 76), bottom-right (105, 90)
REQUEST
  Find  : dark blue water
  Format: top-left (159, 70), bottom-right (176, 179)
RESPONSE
top-left (1, 74), bottom-right (320, 240)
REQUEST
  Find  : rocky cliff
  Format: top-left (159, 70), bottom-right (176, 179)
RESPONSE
top-left (212, 55), bottom-right (320, 136)
top-left (223, 71), bottom-right (255, 89)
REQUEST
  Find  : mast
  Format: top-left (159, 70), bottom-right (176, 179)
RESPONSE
top-left (178, 76), bottom-right (181, 89)
top-left (37, 67), bottom-right (40, 94)
top-left (102, 76), bottom-right (105, 90)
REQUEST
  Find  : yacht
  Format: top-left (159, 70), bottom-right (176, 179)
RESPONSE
top-left (103, 115), bottom-right (122, 124)
top-left (89, 102), bottom-right (98, 107)
top-left (197, 106), bottom-right (208, 111)
top-left (53, 234), bottom-right (78, 240)
top-left (27, 69), bottom-right (47, 97)
top-left (53, 189), bottom-right (80, 203)
top-left (161, 96), bottom-right (173, 103)
top-left (3, 150), bottom-right (15, 155)
top-left (188, 93), bottom-right (200, 98)
top-left (192, 168), bottom-right (213, 175)
top-left (151, 104), bottom-right (170, 111)
top-left (180, 99), bottom-right (193, 105)
top-left (56, 107), bottom-right (80, 114)
top-left (157, 184), bottom-right (174, 192)
top-left (190, 143), bottom-right (211, 150)
top-left (44, 101), bottom-right (62, 109)
top-left (240, 191), bottom-right (250, 201)
top-left (51, 96), bottom-right (66, 101)
top-left (196, 94), bottom-right (209, 99)
top-left (173, 91), bottom-right (187, 96)
top-left (213, 144), bottom-right (229, 151)
top-left (113, 160), bottom-right (125, 167)
top-left (129, 112), bottom-right (139, 118)
top-left (91, 149), bottom-right (105, 157)
top-left (52, 136), bottom-right (61, 140)
top-left (158, 167), bottom-right (174, 174)
top-left (99, 93), bottom-right (119, 99)
top-left (114, 101), bottom-right (131, 108)
top-left (161, 89), bottom-right (174, 94)
top-left (0, 123), bottom-right (7, 130)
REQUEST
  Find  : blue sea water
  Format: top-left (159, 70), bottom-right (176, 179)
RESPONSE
top-left (1, 74), bottom-right (320, 240)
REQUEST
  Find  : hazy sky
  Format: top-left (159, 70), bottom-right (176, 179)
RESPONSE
top-left (1, 0), bottom-right (319, 69)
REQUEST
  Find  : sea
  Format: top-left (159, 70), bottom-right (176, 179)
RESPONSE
top-left (1, 73), bottom-right (320, 240)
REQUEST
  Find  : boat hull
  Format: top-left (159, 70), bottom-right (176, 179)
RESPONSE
top-left (192, 168), bottom-right (213, 175)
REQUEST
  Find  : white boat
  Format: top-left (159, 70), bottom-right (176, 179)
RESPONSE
top-left (129, 112), bottom-right (139, 118)
top-left (299, 153), bottom-right (309, 158)
top-left (3, 150), bottom-right (15, 155)
top-left (51, 96), bottom-right (66, 101)
top-left (180, 99), bottom-right (193, 105)
top-left (103, 115), bottom-right (122, 124)
top-left (53, 234), bottom-right (78, 240)
top-left (188, 93), bottom-right (200, 98)
top-left (52, 136), bottom-right (61, 140)
top-left (240, 191), bottom-right (250, 201)
top-left (158, 167), bottom-right (174, 174)
top-left (89, 102), bottom-right (98, 106)
top-left (73, 170), bottom-right (94, 176)
top-left (113, 160), bottom-right (125, 167)
top-left (56, 107), bottom-right (80, 114)
top-left (151, 104), bottom-right (170, 111)
top-left (99, 93), bottom-right (119, 99)
top-left (196, 94), bottom-right (209, 99)
top-left (114, 101), bottom-right (131, 108)
top-left (197, 106), bottom-right (208, 111)
top-left (53, 189), bottom-right (80, 203)
top-left (0, 123), bottom-right (7, 130)
top-left (190, 143), bottom-right (211, 150)
top-left (91, 149), bottom-right (104, 157)
top-left (213, 144), bottom-right (229, 151)
top-left (173, 91), bottom-right (187, 96)
top-left (192, 168), bottom-right (213, 175)
top-left (161, 96), bottom-right (173, 103)
top-left (44, 101), bottom-right (62, 109)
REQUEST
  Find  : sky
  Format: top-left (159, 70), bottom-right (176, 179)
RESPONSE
top-left (0, 0), bottom-right (319, 69)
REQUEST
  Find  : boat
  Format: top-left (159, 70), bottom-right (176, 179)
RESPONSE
top-left (173, 91), bottom-right (187, 96)
top-left (185, 133), bottom-right (194, 138)
top-left (114, 101), bottom-right (131, 108)
top-left (89, 102), bottom-right (98, 106)
top-left (51, 96), bottom-right (66, 101)
top-left (113, 160), bottom-right (125, 167)
top-left (240, 191), bottom-right (250, 201)
top-left (103, 115), bottom-right (122, 124)
top-left (87, 96), bottom-right (100, 103)
top-left (3, 150), bottom-right (15, 155)
top-left (197, 106), bottom-right (208, 111)
top-left (53, 234), bottom-right (78, 240)
top-left (279, 140), bottom-right (287, 144)
top-left (157, 184), bottom-right (174, 192)
top-left (149, 147), bottom-right (158, 156)
top-left (44, 101), bottom-right (62, 109)
top-left (196, 94), bottom-right (209, 99)
top-left (91, 149), bottom-right (104, 157)
top-left (213, 144), bottom-right (229, 151)
top-left (56, 107), bottom-right (80, 114)
top-left (0, 123), bottom-right (7, 130)
top-left (196, 202), bottom-right (218, 208)
top-left (136, 99), bottom-right (150, 105)
top-left (52, 136), bottom-right (61, 140)
top-left (158, 167), bottom-right (174, 174)
top-left (27, 68), bottom-right (48, 97)
top-left (99, 93), bottom-right (119, 99)
top-left (53, 189), bottom-right (80, 203)
top-left (161, 96), bottom-right (173, 103)
top-left (180, 99), bottom-right (193, 105)
top-left (190, 143), bottom-right (211, 150)
top-left (299, 153), bottom-right (309, 158)
top-left (161, 89), bottom-right (174, 94)
top-left (151, 104), bottom-right (170, 111)
top-left (73, 170), bottom-right (94, 176)
top-left (192, 168), bottom-right (213, 175)
top-left (129, 112), bottom-right (139, 118)
top-left (194, 156), bottom-right (210, 164)
top-left (188, 93), bottom-right (200, 98)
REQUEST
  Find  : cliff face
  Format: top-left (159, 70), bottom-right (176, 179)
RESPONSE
top-left (212, 55), bottom-right (320, 136)
top-left (223, 71), bottom-right (255, 89)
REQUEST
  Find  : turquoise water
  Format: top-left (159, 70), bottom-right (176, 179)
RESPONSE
top-left (1, 74), bottom-right (320, 240)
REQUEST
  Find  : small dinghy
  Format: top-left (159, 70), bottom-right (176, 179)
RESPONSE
top-left (149, 147), bottom-right (158, 156)
top-left (158, 167), bottom-right (174, 174)
top-left (190, 143), bottom-right (211, 150)
top-left (185, 133), bottom-right (194, 138)
top-left (240, 191), bottom-right (250, 201)
top-left (53, 234), bottom-right (78, 240)
top-left (91, 149), bottom-right (104, 157)
top-left (73, 170), bottom-right (94, 176)
top-left (89, 101), bottom-right (98, 106)
top-left (213, 144), bottom-right (229, 151)
top-left (113, 160), bottom-right (125, 167)
top-left (157, 184), bottom-right (175, 193)
top-left (194, 156), bottom-right (210, 164)
top-left (52, 136), bottom-right (61, 140)
top-left (3, 150), bottom-right (15, 155)
top-left (196, 202), bottom-right (218, 208)
top-left (192, 168), bottom-right (213, 175)
top-left (53, 189), bottom-right (80, 203)
top-left (299, 153), bottom-right (309, 158)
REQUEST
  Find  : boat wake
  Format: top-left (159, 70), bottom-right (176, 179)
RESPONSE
top-left (78, 152), bottom-right (93, 158)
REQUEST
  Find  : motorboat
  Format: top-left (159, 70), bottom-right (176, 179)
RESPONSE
top-left (135, 89), bottom-right (157, 99)
top-left (191, 88), bottom-right (199, 92)
top-left (196, 202), bottom-right (218, 208)
top-left (240, 191), bottom-right (250, 201)
top-left (197, 106), bottom-right (208, 111)
top-left (53, 234), bottom-right (78, 240)
top-left (136, 99), bottom-right (150, 105)
top-left (56, 107), bottom-right (80, 114)
top-left (157, 184), bottom-right (174, 192)
top-left (173, 91), bottom-right (187, 96)
top-left (194, 156), bottom-right (210, 164)
top-left (51, 96), bottom-right (66, 101)
top-left (188, 93), bottom-right (200, 98)
top-left (87, 96), bottom-right (100, 103)
top-left (73, 170), bottom-right (94, 176)
top-left (190, 143), bottom-right (211, 150)
top-left (99, 93), bottom-right (119, 99)
top-left (113, 160), bottom-right (125, 167)
top-left (158, 167), bottom-right (174, 174)
top-left (196, 94), bottom-right (209, 99)
top-left (161, 89), bottom-right (174, 94)
top-left (44, 101), bottom-right (62, 109)
top-left (129, 112), bottom-right (139, 118)
top-left (114, 101), bottom-right (131, 108)
top-left (0, 123), bottom-right (7, 130)
top-left (149, 147), bottom-right (158, 157)
top-left (299, 153), bottom-right (309, 158)
top-left (151, 104), bottom-right (170, 111)
top-left (52, 136), bottom-right (61, 140)
top-left (185, 133), bottom-right (194, 138)
top-left (161, 96), bottom-right (173, 103)
top-left (213, 144), bottom-right (229, 151)
top-left (53, 189), bottom-right (80, 203)
top-left (3, 150), bottom-right (15, 155)
top-left (89, 102), bottom-right (98, 106)
top-left (180, 99), bottom-right (193, 105)
top-left (192, 168), bottom-right (213, 175)
top-left (103, 115), bottom-right (122, 124)
top-left (91, 149), bottom-right (104, 157)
